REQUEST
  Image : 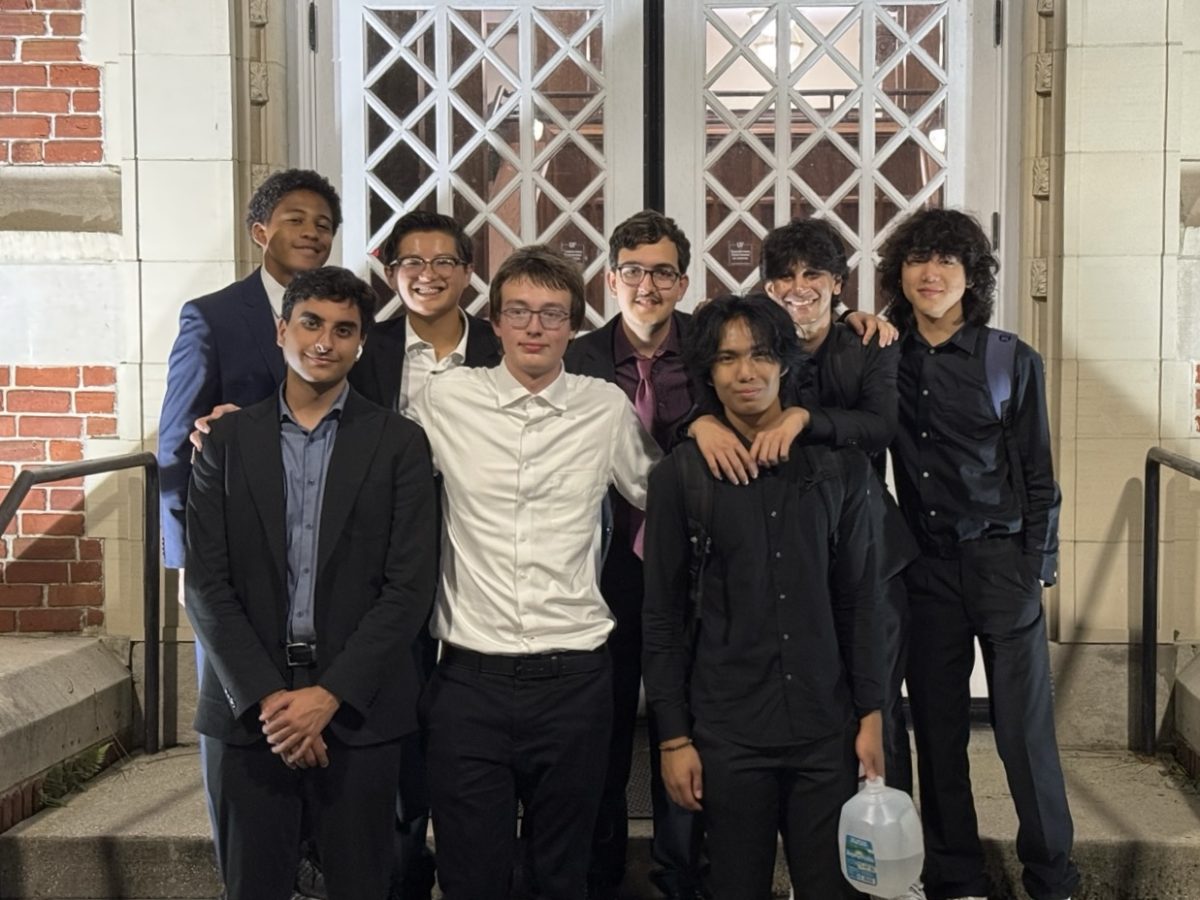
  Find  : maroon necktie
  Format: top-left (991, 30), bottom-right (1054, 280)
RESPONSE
top-left (631, 356), bottom-right (655, 558)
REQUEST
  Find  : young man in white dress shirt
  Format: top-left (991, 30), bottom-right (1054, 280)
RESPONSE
top-left (406, 244), bottom-right (661, 900)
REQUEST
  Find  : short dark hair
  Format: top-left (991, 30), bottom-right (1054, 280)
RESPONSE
top-left (684, 294), bottom-right (806, 410)
top-left (381, 210), bottom-right (474, 268)
top-left (878, 208), bottom-right (999, 332)
top-left (282, 266), bottom-right (376, 335)
top-left (608, 209), bottom-right (691, 273)
top-left (488, 244), bottom-right (587, 330)
top-left (245, 169), bottom-right (342, 234)
top-left (759, 217), bottom-right (850, 283)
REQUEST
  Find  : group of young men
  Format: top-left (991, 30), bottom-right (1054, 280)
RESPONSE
top-left (157, 167), bottom-right (1080, 900)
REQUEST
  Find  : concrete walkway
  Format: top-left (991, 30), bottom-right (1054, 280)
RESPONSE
top-left (2, 735), bottom-right (1199, 899)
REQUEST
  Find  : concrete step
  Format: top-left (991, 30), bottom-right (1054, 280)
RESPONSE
top-left (2, 737), bottom-right (1199, 899)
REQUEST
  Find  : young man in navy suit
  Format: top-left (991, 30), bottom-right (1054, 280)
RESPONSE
top-left (158, 168), bottom-right (342, 571)
top-left (186, 266), bottom-right (437, 900)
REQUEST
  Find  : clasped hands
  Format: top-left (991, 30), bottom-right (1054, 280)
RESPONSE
top-left (259, 685), bottom-right (340, 770)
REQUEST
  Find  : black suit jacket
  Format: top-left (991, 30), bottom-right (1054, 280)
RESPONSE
top-left (158, 270), bottom-right (285, 568)
top-left (350, 311), bottom-right (502, 408)
top-left (185, 388), bottom-right (438, 747)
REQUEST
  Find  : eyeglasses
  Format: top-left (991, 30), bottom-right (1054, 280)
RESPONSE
top-left (389, 255), bottom-right (467, 276)
top-left (498, 306), bottom-right (572, 330)
top-left (615, 263), bottom-right (683, 289)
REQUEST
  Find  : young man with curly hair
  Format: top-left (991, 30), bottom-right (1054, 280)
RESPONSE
top-left (880, 208), bottom-right (1079, 900)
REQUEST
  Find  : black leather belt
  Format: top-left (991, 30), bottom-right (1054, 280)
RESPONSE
top-left (441, 644), bottom-right (606, 679)
top-left (285, 641), bottom-right (317, 668)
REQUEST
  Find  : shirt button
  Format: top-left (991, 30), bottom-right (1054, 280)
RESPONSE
top-left (307, 479), bottom-right (315, 486)
top-left (782, 632), bottom-right (790, 640)
top-left (929, 510), bottom-right (937, 517)
top-left (928, 348), bottom-right (935, 355)
top-left (922, 389), bottom-right (929, 396)
top-left (305, 523), bottom-right (313, 530)
top-left (920, 431), bottom-right (928, 438)
top-left (302, 567), bottom-right (310, 574)
top-left (923, 471), bottom-right (930, 478)
top-left (774, 551), bottom-right (782, 559)
top-left (769, 510), bottom-right (777, 518)
top-left (778, 593), bottom-right (786, 600)
top-left (784, 673), bottom-right (793, 681)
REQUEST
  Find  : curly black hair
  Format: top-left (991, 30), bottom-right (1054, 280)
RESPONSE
top-left (245, 169), bottom-right (343, 234)
top-left (878, 208), bottom-right (998, 333)
top-left (608, 209), bottom-right (691, 273)
top-left (282, 266), bottom-right (376, 335)
top-left (381, 209), bottom-right (474, 268)
top-left (759, 217), bottom-right (850, 283)
top-left (684, 294), bottom-right (806, 412)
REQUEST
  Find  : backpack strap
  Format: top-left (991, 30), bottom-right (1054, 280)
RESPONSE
top-left (985, 329), bottom-right (1017, 422)
top-left (984, 328), bottom-right (1028, 514)
top-left (672, 445), bottom-right (714, 631)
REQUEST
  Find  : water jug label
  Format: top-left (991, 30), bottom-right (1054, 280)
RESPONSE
top-left (844, 835), bottom-right (878, 886)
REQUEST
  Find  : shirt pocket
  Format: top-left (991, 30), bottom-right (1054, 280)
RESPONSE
top-left (546, 468), bottom-right (601, 536)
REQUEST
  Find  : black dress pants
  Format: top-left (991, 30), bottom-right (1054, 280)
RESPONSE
top-left (424, 647), bottom-right (613, 900)
top-left (905, 538), bottom-right (1080, 900)
top-left (201, 732), bottom-right (403, 900)
top-left (694, 723), bottom-right (861, 900)
top-left (590, 547), bottom-right (704, 896)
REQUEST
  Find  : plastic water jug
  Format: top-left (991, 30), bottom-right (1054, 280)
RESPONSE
top-left (838, 776), bottom-right (925, 897)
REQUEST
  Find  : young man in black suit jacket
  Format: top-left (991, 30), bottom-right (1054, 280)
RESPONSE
top-left (351, 210), bottom-right (501, 410)
top-left (348, 210), bottom-right (500, 900)
top-left (186, 267), bottom-right (437, 900)
top-left (563, 210), bottom-right (703, 900)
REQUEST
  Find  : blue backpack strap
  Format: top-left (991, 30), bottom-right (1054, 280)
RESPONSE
top-left (985, 328), bottom-right (1018, 422)
top-left (985, 328), bottom-right (1029, 514)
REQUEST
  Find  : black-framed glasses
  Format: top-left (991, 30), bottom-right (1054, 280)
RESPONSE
top-left (615, 263), bottom-right (683, 289)
top-left (390, 255), bottom-right (467, 276)
top-left (498, 306), bottom-right (572, 330)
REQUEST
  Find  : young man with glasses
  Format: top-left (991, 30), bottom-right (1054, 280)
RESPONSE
top-left (563, 209), bottom-right (706, 900)
top-left (351, 210), bottom-right (500, 413)
top-left (346, 210), bottom-right (501, 900)
top-left (406, 245), bottom-right (660, 900)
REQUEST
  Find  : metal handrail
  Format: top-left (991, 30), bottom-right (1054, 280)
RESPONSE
top-left (1141, 446), bottom-right (1200, 754)
top-left (0, 452), bottom-right (161, 754)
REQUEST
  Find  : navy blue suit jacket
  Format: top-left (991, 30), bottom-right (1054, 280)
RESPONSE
top-left (157, 269), bottom-right (284, 568)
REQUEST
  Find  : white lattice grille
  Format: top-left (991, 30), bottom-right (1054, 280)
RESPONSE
top-left (346, 3), bottom-right (613, 323)
top-left (698, 2), bottom-right (954, 311)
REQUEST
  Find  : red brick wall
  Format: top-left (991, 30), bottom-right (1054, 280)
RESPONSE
top-left (0, 0), bottom-right (102, 165)
top-left (0, 365), bottom-right (116, 633)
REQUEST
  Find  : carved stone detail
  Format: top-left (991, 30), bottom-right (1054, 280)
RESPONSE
top-left (1036, 52), bottom-right (1053, 96)
top-left (251, 164), bottom-right (272, 194)
top-left (249, 61), bottom-right (269, 106)
top-left (1037, 0), bottom-right (1054, 16)
top-left (1032, 157), bottom-right (1050, 199)
top-left (249, 0), bottom-right (269, 27)
top-left (1035, 53), bottom-right (1053, 96)
top-left (1031, 258), bottom-right (1048, 300)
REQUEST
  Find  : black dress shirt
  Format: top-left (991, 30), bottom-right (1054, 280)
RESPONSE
top-left (643, 440), bottom-right (883, 749)
top-left (891, 323), bottom-right (1061, 584)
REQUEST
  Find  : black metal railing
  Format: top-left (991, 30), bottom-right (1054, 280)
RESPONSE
top-left (1141, 446), bottom-right (1200, 754)
top-left (0, 452), bottom-right (161, 754)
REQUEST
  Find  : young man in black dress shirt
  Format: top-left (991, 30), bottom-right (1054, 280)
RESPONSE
top-left (643, 295), bottom-right (884, 900)
top-left (880, 208), bottom-right (1079, 900)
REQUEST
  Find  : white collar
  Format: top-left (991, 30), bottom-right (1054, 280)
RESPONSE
top-left (260, 266), bottom-right (287, 320)
top-left (492, 359), bottom-right (569, 411)
top-left (404, 308), bottom-right (470, 359)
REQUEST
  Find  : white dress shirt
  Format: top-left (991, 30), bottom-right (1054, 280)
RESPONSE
top-left (260, 266), bottom-right (286, 320)
top-left (407, 363), bottom-right (661, 655)
top-left (397, 309), bottom-right (470, 412)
